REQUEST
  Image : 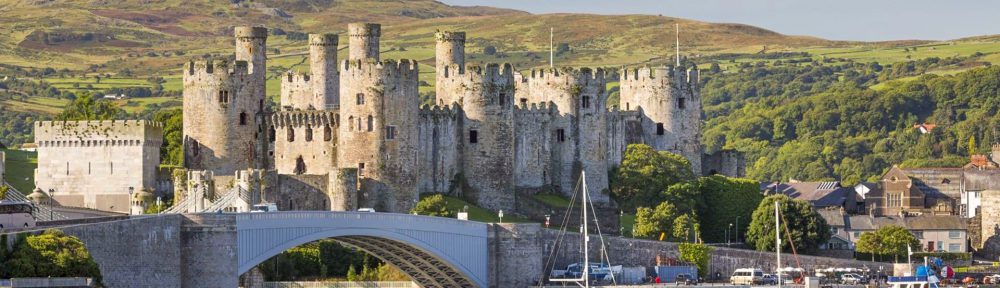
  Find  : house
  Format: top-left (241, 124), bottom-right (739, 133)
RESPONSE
top-left (913, 123), bottom-right (937, 134)
top-left (819, 211), bottom-right (969, 253)
top-left (762, 181), bottom-right (860, 211)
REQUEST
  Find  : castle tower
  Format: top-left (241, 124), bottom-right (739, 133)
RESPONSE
top-left (435, 31), bottom-right (466, 106)
top-left (348, 23), bottom-right (380, 62)
top-left (337, 59), bottom-right (420, 212)
top-left (183, 27), bottom-right (268, 175)
top-left (619, 66), bottom-right (702, 173)
top-left (455, 64), bottom-right (516, 211)
top-left (516, 68), bottom-right (610, 202)
top-left (271, 111), bottom-right (338, 175)
top-left (310, 33), bottom-right (339, 109)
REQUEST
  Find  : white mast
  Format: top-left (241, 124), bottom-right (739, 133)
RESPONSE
top-left (582, 171), bottom-right (590, 288)
top-left (550, 27), bottom-right (554, 68)
top-left (775, 201), bottom-right (782, 288)
top-left (675, 23), bottom-right (681, 66)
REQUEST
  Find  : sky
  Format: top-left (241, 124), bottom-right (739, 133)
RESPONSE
top-left (440, 0), bottom-right (999, 41)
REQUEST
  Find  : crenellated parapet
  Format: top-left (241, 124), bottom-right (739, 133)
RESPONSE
top-left (517, 67), bottom-right (607, 116)
top-left (234, 27), bottom-right (267, 39)
top-left (340, 59), bottom-right (419, 81)
top-left (513, 101), bottom-right (554, 116)
top-left (525, 67), bottom-right (606, 85)
top-left (270, 111), bottom-right (338, 128)
top-left (183, 60), bottom-right (250, 84)
top-left (348, 23), bottom-right (381, 61)
top-left (419, 104), bottom-right (461, 120)
top-left (619, 65), bottom-right (699, 89)
top-left (35, 120), bottom-right (164, 144)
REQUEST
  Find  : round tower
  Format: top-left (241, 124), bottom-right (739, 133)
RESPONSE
top-left (309, 34), bottom-right (339, 110)
top-left (458, 63), bottom-right (516, 211)
top-left (234, 27), bottom-right (267, 77)
top-left (337, 59), bottom-right (420, 212)
top-left (435, 31), bottom-right (466, 106)
top-left (183, 59), bottom-right (261, 175)
top-left (348, 23), bottom-right (381, 62)
top-left (619, 66), bottom-right (702, 173)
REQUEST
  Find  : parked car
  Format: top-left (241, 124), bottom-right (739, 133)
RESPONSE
top-left (761, 274), bottom-right (778, 285)
top-left (841, 273), bottom-right (865, 285)
top-left (675, 273), bottom-right (697, 285)
top-left (730, 268), bottom-right (764, 285)
top-left (250, 203), bottom-right (278, 212)
top-left (357, 208), bottom-right (376, 212)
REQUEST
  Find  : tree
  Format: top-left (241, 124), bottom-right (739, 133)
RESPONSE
top-left (411, 194), bottom-right (454, 218)
top-left (0, 229), bottom-right (101, 282)
top-left (610, 144), bottom-right (694, 211)
top-left (0, 185), bottom-right (8, 200)
top-left (57, 92), bottom-right (126, 121)
top-left (633, 201), bottom-right (679, 240)
top-left (968, 135), bottom-right (976, 156)
top-left (709, 63), bottom-right (722, 74)
top-left (152, 109), bottom-right (183, 166)
top-left (745, 195), bottom-right (831, 254)
top-left (855, 225), bottom-right (920, 262)
top-left (695, 175), bottom-right (762, 243)
top-left (678, 243), bottom-right (713, 277)
top-left (672, 213), bottom-right (700, 242)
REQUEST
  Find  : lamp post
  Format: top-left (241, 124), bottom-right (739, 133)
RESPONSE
top-left (728, 223), bottom-right (733, 246)
top-left (498, 210), bottom-right (504, 224)
top-left (128, 186), bottom-right (134, 215)
top-left (47, 188), bottom-right (54, 220)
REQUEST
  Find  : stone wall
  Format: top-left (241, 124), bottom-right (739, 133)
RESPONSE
top-left (488, 223), bottom-right (545, 288)
top-left (513, 103), bottom-right (554, 190)
top-left (416, 105), bottom-right (461, 194)
top-left (270, 111), bottom-right (337, 175)
top-left (456, 64), bottom-right (516, 211)
top-left (268, 174), bottom-right (330, 210)
top-left (180, 214), bottom-right (238, 288)
top-left (981, 190), bottom-right (1000, 258)
top-left (702, 149), bottom-right (747, 178)
top-left (34, 120), bottom-right (163, 213)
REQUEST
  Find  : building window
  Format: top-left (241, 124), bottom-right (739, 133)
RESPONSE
top-left (942, 178), bottom-right (951, 184)
top-left (219, 90), bottom-right (230, 103)
top-left (948, 243), bottom-right (961, 252)
top-left (656, 123), bottom-right (665, 135)
top-left (949, 231), bottom-right (961, 239)
top-left (853, 231), bottom-right (860, 238)
top-left (913, 231), bottom-right (923, 239)
top-left (386, 126), bottom-right (397, 140)
top-left (324, 125), bottom-right (332, 141)
top-left (367, 115), bottom-right (374, 132)
top-left (678, 97), bottom-right (686, 109)
top-left (305, 125), bottom-right (313, 142)
top-left (356, 93), bottom-right (365, 105)
top-left (557, 129), bottom-right (565, 142)
top-left (239, 111), bottom-right (248, 125)
top-left (830, 227), bottom-right (838, 234)
top-left (287, 127), bottom-right (295, 142)
top-left (582, 96), bottom-right (591, 108)
top-left (110, 162), bottom-right (113, 175)
top-left (469, 130), bottom-right (479, 144)
top-left (348, 116), bottom-right (354, 131)
top-left (937, 241), bottom-right (943, 251)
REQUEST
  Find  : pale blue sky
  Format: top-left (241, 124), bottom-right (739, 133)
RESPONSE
top-left (440, 0), bottom-right (999, 41)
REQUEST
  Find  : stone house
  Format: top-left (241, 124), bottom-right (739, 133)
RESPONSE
top-left (819, 211), bottom-right (969, 253)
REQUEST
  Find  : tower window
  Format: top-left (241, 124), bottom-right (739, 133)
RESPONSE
top-left (582, 96), bottom-right (591, 108)
top-left (324, 125), bottom-right (332, 141)
top-left (219, 90), bottom-right (230, 104)
top-left (305, 125), bottom-right (313, 142)
top-left (557, 129), bottom-right (565, 142)
top-left (190, 140), bottom-right (200, 157)
top-left (498, 92), bottom-right (507, 105)
top-left (269, 126), bottom-right (276, 142)
top-left (239, 111), bottom-right (248, 125)
top-left (469, 130), bottom-right (479, 144)
top-left (358, 163), bottom-right (365, 177)
top-left (678, 98), bottom-right (686, 109)
top-left (520, 98), bottom-right (528, 105)
top-left (367, 115), bottom-right (374, 132)
top-left (348, 116), bottom-right (354, 131)
top-left (386, 126), bottom-right (397, 140)
top-left (656, 123), bottom-right (665, 135)
top-left (287, 127), bottom-right (295, 142)
top-left (356, 93), bottom-right (365, 105)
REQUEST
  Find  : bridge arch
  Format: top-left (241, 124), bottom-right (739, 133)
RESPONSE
top-left (235, 212), bottom-right (488, 287)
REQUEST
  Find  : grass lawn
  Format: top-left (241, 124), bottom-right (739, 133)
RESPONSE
top-left (619, 213), bottom-right (635, 237)
top-left (2, 149), bottom-right (37, 193)
top-left (437, 195), bottom-right (532, 223)
top-left (532, 193), bottom-right (571, 208)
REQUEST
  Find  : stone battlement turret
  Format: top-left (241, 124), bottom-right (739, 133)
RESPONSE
top-left (340, 59), bottom-right (419, 80)
top-left (348, 23), bottom-right (381, 61)
top-left (184, 60), bottom-right (250, 79)
top-left (234, 27), bottom-right (268, 39)
top-left (440, 63), bottom-right (514, 80)
top-left (525, 67), bottom-right (606, 84)
top-left (309, 33), bottom-right (338, 46)
top-left (270, 111), bottom-right (338, 128)
top-left (620, 65), bottom-right (699, 87)
top-left (419, 104), bottom-right (461, 120)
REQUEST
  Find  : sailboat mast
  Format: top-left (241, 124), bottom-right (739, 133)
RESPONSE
top-left (775, 201), bottom-right (782, 288)
top-left (582, 171), bottom-right (590, 288)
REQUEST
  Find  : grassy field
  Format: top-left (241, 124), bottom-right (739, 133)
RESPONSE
top-left (532, 193), bottom-right (572, 208)
top-left (2, 149), bottom-right (37, 193)
top-left (801, 42), bottom-right (1000, 64)
top-left (439, 195), bottom-right (532, 223)
top-left (619, 213), bottom-right (636, 237)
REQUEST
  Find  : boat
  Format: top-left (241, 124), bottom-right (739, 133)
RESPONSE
top-left (545, 171), bottom-right (616, 287)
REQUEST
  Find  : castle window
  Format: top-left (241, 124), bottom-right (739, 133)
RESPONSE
top-left (582, 96), bottom-right (591, 109)
top-left (191, 140), bottom-right (200, 157)
top-left (520, 98), bottom-right (528, 105)
top-left (356, 93), bottom-right (365, 105)
top-left (287, 127), bottom-right (295, 142)
top-left (499, 92), bottom-right (507, 105)
top-left (259, 99), bottom-right (264, 111)
top-left (239, 112), bottom-right (248, 125)
top-left (469, 130), bottom-right (479, 144)
top-left (656, 123), bottom-right (665, 135)
top-left (294, 156), bottom-right (306, 175)
top-left (358, 163), bottom-right (365, 177)
top-left (626, 102), bottom-right (630, 110)
top-left (88, 162), bottom-right (91, 175)
top-left (348, 116), bottom-right (355, 131)
top-left (386, 126), bottom-right (397, 140)
top-left (110, 162), bottom-right (113, 175)
top-left (66, 162), bottom-right (69, 175)
top-left (367, 115), bottom-right (374, 132)
top-left (678, 98), bottom-right (686, 109)
top-left (305, 126), bottom-right (314, 142)
top-left (324, 125), bottom-right (332, 141)
top-left (557, 129), bottom-right (565, 142)
top-left (269, 126), bottom-right (276, 142)
top-left (942, 178), bottom-right (951, 184)
top-left (219, 90), bottom-right (230, 104)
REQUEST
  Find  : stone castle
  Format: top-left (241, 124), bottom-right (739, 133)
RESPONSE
top-left (179, 23), bottom-right (708, 213)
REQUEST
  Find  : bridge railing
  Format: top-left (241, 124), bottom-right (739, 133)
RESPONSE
top-left (234, 211), bottom-right (487, 234)
top-left (261, 281), bottom-right (417, 288)
top-left (2, 180), bottom-right (68, 221)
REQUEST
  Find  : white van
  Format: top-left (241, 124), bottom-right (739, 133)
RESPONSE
top-left (730, 268), bottom-right (764, 285)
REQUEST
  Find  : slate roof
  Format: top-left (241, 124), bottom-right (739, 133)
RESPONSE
top-left (765, 181), bottom-right (855, 207)
top-left (843, 215), bottom-right (966, 231)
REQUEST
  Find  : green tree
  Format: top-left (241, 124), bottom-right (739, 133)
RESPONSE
top-left (610, 144), bottom-right (694, 211)
top-left (672, 213), bottom-right (700, 242)
top-left (678, 243), bottom-right (713, 277)
top-left (346, 265), bottom-right (357, 281)
top-left (745, 195), bottom-right (831, 254)
top-left (152, 109), bottom-right (183, 166)
top-left (855, 225), bottom-right (920, 262)
top-left (968, 135), bottom-right (976, 156)
top-left (0, 185), bottom-right (8, 200)
top-left (696, 175), bottom-right (762, 243)
top-left (0, 229), bottom-right (101, 282)
top-left (57, 92), bottom-right (126, 121)
top-left (411, 194), bottom-right (454, 217)
top-left (633, 201), bottom-right (679, 240)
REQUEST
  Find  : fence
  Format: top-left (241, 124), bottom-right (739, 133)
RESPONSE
top-left (260, 281), bottom-right (417, 288)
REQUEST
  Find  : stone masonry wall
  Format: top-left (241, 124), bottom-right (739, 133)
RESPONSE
top-left (179, 214), bottom-right (238, 288)
top-left (488, 223), bottom-right (545, 288)
top-left (417, 105), bottom-right (461, 194)
top-left (981, 189), bottom-right (1000, 258)
top-left (513, 103), bottom-right (553, 190)
top-left (271, 111), bottom-right (337, 175)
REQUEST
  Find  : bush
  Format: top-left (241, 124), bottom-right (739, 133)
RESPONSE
top-left (411, 194), bottom-right (454, 218)
top-left (0, 229), bottom-right (101, 282)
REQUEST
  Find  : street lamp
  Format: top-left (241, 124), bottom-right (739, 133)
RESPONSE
top-left (498, 210), bottom-right (504, 224)
top-left (47, 188), bottom-right (55, 220)
top-left (128, 186), bottom-right (134, 215)
top-left (728, 223), bottom-right (734, 246)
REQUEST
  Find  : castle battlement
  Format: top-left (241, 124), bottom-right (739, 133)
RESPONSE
top-left (514, 101), bottom-right (554, 115)
top-left (620, 66), bottom-right (699, 86)
top-left (283, 71), bottom-right (312, 84)
top-left (525, 67), bottom-right (606, 84)
top-left (184, 60), bottom-right (249, 79)
top-left (440, 63), bottom-right (514, 80)
top-left (419, 104), bottom-right (460, 119)
top-left (309, 33), bottom-right (338, 46)
top-left (434, 31), bottom-right (466, 42)
top-left (348, 23), bottom-right (381, 37)
top-left (234, 26), bottom-right (268, 39)
top-left (35, 120), bottom-right (164, 143)
top-left (340, 59), bottom-right (419, 79)
top-left (270, 111), bottom-right (338, 128)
